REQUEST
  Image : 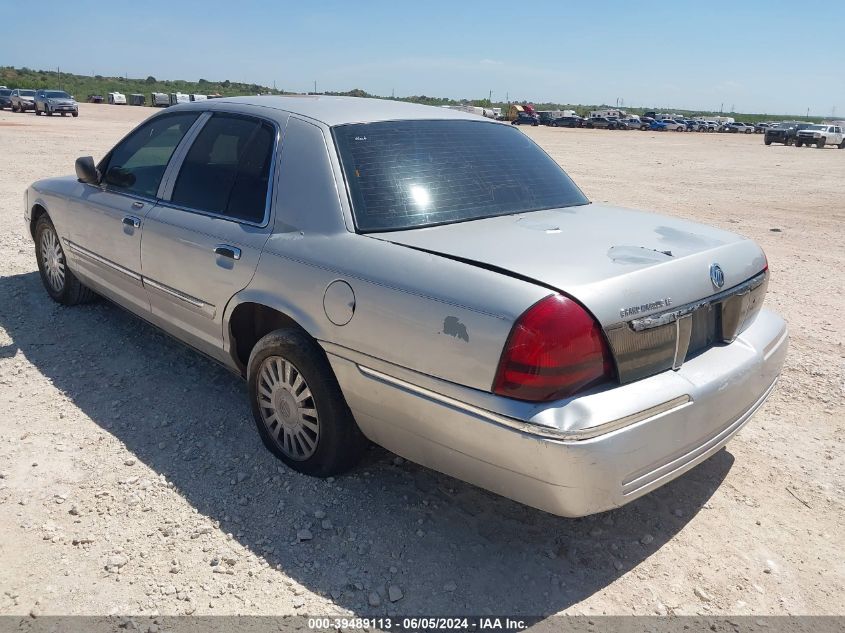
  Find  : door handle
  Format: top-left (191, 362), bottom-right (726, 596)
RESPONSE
top-left (214, 245), bottom-right (241, 260)
top-left (131, 201), bottom-right (144, 210)
top-left (122, 216), bottom-right (141, 228)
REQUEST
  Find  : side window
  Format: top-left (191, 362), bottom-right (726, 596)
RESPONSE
top-left (102, 113), bottom-right (199, 198)
top-left (170, 114), bottom-right (275, 224)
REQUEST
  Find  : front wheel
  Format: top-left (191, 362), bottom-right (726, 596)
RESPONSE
top-left (795, 140), bottom-right (803, 147)
top-left (34, 215), bottom-right (96, 305)
top-left (247, 329), bottom-right (368, 477)
top-left (71, 112), bottom-right (78, 118)
top-left (35, 107), bottom-right (42, 116)
top-left (765, 138), bottom-right (772, 145)
top-left (817, 138), bottom-right (825, 148)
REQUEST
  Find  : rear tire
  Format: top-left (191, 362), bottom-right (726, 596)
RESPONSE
top-left (795, 139), bottom-right (803, 147)
top-left (764, 138), bottom-right (772, 145)
top-left (247, 328), bottom-right (368, 477)
top-left (34, 215), bottom-right (96, 306)
top-left (838, 140), bottom-right (844, 149)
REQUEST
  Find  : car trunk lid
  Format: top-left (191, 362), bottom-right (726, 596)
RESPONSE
top-left (372, 203), bottom-right (768, 384)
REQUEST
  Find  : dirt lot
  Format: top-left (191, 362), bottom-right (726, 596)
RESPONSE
top-left (0, 104), bottom-right (842, 619)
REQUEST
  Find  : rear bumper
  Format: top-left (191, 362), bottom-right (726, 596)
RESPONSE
top-left (328, 309), bottom-right (788, 517)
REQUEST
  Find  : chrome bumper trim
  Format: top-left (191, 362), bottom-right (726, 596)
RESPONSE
top-left (356, 364), bottom-right (691, 442)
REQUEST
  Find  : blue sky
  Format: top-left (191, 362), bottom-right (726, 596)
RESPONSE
top-left (3, 0), bottom-right (843, 115)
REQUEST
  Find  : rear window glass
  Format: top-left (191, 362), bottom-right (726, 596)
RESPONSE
top-left (334, 120), bottom-right (588, 232)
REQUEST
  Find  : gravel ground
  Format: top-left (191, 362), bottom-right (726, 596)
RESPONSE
top-left (0, 104), bottom-right (842, 618)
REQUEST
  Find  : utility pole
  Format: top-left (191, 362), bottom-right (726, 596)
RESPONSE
top-left (314, 80), bottom-right (317, 95)
top-left (488, 89), bottom-right (492, 104)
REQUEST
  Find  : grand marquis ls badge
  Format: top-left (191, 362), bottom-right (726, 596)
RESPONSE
top-left (710, 263), bottom-right (725, 288)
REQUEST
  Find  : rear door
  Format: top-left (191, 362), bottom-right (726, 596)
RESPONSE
top-left (65, 111), bottom-right (201, 313)
top-left (139, 111), bottom-right (281, 360)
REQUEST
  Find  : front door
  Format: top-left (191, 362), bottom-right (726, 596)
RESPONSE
top-left (66, 111), bottom-right (201, 313)
top-left (140, 112), bottom-right (279, 360)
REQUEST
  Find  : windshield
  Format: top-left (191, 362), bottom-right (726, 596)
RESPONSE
top-left (334, 120), bottom-right (589, 232)
top-left (45, 91), bottom-right (71, 99)
top-left (20, 90), bottom-right (35, 96)
top-left (805, 124), bottom-right (826, 130)
top-left (0, 90), bottom-right (11, 96)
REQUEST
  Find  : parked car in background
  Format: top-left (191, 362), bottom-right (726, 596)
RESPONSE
top-left (549, 116), bottom-right (583, 128)
top-left (794, 124), bottom-right (844, 148)
top-left (586, 116), bottom-right (618, 129)
top-left (764, 122), bottom-right (810, 145)
top-left (617, 117), bottom-right (642, 130)
top-left (754, 122), bottom-right (772, 133)
top-left (683, 119), bottom-right (699, 131)
top-left (0, 88), bottom-right (12, 110)
top-left (511, 112), bottom-right (539, 126)
top-left (649, 119), bottom-right (668, 131)
top-left (108, 92), bottom-right (127, 105)
top-left (662, 120), bottom-right (686, 131)
top-left (34, 90), bottom-right (78, 117)
top-left (88, 94), bottom-right (104, 103)
top-left (726, 122), bottom-right (754, 134)
top-left (23, 95), bottom-right (787, 518)
top-left (10, 89), bottom-right (37, 112)
top-left (702, 121), bottom-right (718, 132)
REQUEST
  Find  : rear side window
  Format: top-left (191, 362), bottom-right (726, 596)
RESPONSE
top-left (334, 120), bottom-right (588, 232)
top-left (102, 112), bottom-right (199, 198)
top-left (171, 114), bottom-right (275, 224)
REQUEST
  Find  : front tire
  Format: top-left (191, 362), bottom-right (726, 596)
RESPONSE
top-left (817, 138), bottom-right (825, 148)
top-left (247, 329), bottom-right (367, 477)
top-left (34, 215), bottom-right (96, 305)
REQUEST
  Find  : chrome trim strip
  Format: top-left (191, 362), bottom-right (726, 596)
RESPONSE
top-left (143, 277), bottom-right (212, 310)
top-left (630, 271), bottom-right (767, 331)
top-left (356, 364), bottom-right (691, 442)
top-left (64, 239), bottom-right (142, 282)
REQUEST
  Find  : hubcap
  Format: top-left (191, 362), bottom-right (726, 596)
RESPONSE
top-left (257, 356), bottom-right (319, 461)
top-left (40, 227), bottom-right (65, 292)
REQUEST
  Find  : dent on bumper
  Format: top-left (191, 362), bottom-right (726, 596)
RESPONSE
top-left (328, 309), bottom-right (788, 517)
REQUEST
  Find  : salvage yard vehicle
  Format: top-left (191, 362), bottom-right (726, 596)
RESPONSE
top-left (764, 121), bottom-right (810, 145)
top-left (108, 92), bottom-right (127, 105)
top-left (511, 112), bottom-right (539, 126)
top-left (661, 119), bottom-right (685, 131)
top-left (0, 88), bottom-right (12, 109)
top-left (151, 92), bottom-right (170, 107)
top-left (23, 96), bottom-right (788, 518)
top-left (794, 124), bottom-right (844, 148)
top-left (549, 115), bottom-right (583, 127)
top-left (10, 89), bottom-right (37, 112)
top-left (726, 122), bottom-right (754, 134)
top-left (585, 116), bottom-right (618, 129)
top-left (34, 90), bottom-right (78, 117)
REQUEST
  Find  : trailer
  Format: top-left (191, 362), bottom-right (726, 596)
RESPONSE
top-left (150, 92), bottom-right (170, 107)
top-left (168, 92), bottom-right (190, 106)
top-left (189, 94), bottom-right (208, 102)
top-left (129, 94), bottom-right (145, 106)
top-left (107, 92), bottom-right (127, 105)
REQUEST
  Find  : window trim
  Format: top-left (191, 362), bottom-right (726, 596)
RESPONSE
top-left (159, 110), bottom-right (282, 229)
top-left (95, 110), bottom-right (206, 204)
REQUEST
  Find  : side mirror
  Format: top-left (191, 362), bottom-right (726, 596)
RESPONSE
top-left (75, 156), bottom-right (100, 184)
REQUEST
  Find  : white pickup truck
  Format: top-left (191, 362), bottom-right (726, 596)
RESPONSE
top-left (795, 124), bottom-right (844, 148)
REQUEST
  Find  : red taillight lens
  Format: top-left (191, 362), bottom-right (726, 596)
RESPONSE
top-left (492, 295), bottom-right (613, 402)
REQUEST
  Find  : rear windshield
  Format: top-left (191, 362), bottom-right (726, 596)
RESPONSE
top-left (333, 120), bottom-right (588, 232)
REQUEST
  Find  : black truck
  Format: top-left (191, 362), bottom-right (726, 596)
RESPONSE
top-left (764, 122), bottom-right (812, 146)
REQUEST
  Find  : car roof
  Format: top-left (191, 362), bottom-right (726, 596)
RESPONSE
top-left (196, 95), bottom-right (498, 127)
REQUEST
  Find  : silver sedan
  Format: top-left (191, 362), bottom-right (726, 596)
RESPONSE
top-left (24, 96), bottom-right (788, 517)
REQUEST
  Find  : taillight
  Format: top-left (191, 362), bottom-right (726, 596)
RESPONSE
top-left (492, 295), bottom-right (613, 402)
